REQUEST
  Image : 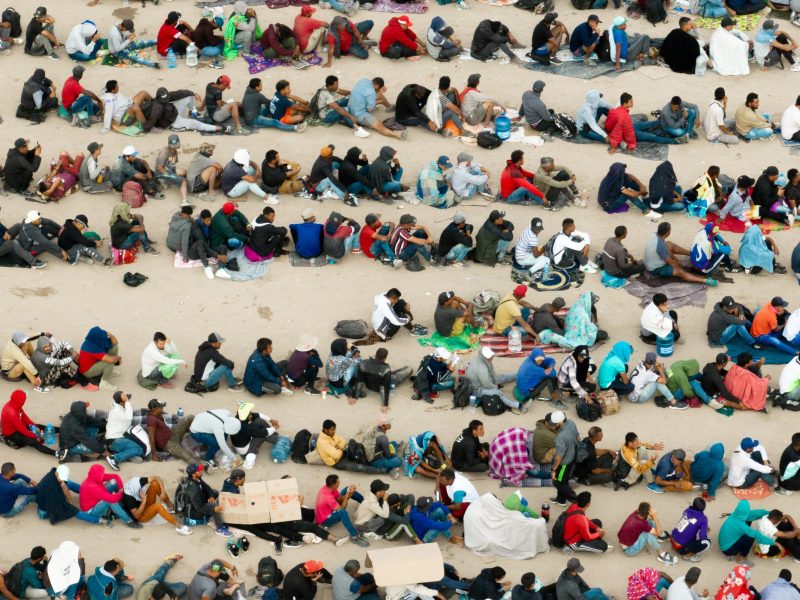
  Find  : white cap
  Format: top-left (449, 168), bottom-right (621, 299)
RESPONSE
top-left (481, 347), bottom-right (495, 359)
top-left (434, 347), bottom-right (451, 361)
top-left (122, 145), bottom-right (137, 156)
top-left (302, 207), bottom-right (315, 220)
top-left (233, 148), bottom-right (250, 166)
top-left (56, 464), bottom-right (70, 481)
top-left (24, 210), bottom-right (41, 223)
top-left (550, 410), bottom-right (565, 424)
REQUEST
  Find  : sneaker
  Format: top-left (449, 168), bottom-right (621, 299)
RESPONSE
top-left (451, 261), bottom-right (468, 268)
top-left (686, 555), bottom-right (703, 562)
top-left (302, 534), bottom-right (316, 544)
top-left (56, 448), bottom-right (68, 462)
top-left (344, 196), bottom-right (359, 207)
top-left (33, 385), bottom-right (50, 393)
top-left (99, 379), bottom-right (117, 391)
top-left (644, 210), bottom-right (663, 221)
top-left (106, 455), bottom-right (120, 471)
top-left (579, 264), bottom-right (597, 274)
top-left (305, 385), bottom-right (322, 395)
top-left (549, 496), bottom-right (567, 507)
top-left (49, 52), bottom-right (59, 60)
top-left (658, 551), bottom-right (677, 565)
top-left (352, 536), bottom-right (370, 547)
top-left (362, 532), bottom-right (382, 540)
top-left (390, 467), bottom-right (401, 480)
top-left (227, 542), bottom-right (240, 557)
top-left (355, 126), bottom-right (370, 138)
top-left (216, 268), bottom-right (232, 280)
top-left (647, 483), bottom-right (665, 494)
top-left (676, 135), bottom-right (689, 144)
top-left (84, 383), bottom-right (100, 392)
top-left (103, 258), bottom-right (113, 267)
top-left (126, 520), bottom-right (144, 529)
top-left (204, 266), bottom-right (215, 280)
top-left (669, 401), bottom-right (689, 410)
top-left (263, 194), bottom-right (279, 205)
top-left (273, 540), bottom-right (283, 555)
top-left (283, 539), bottom-right (303, 548)
top-left (586, 260), bottom-right (599, 270)
top-left (243, 454), bottom-right (256, 469)
top-left (240, 536), bottom-right (250, 552)
top-left (31, 259), bottom-right (47, 269)
top-left (281, 386), bottom-right (294, 396)
top-left (99, 518), bottom-right (113, 527)
top-left (175, 525), bottom-right (194, 536)
top-left (657, 532), bottom-right (670, 542)
top-left (294, 122), bottom-right (308, 133)
top-left (216, 527), bottom-right (234, 538)
top-left (550, 56), bottom-right (563, 65)
top-left (335, 536), bottom-right (350, 547)
top-left (144, 247), bottom-right (161, 256)
top-left (205, 459), bottom-right (219, 471)
top-left (775, 487), bottom-right (794, 496)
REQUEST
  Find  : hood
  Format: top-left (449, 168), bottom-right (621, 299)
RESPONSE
top-left (80, 21), bottom-right (97, 38)
top-left (233, 0), bottom-right (247, 14)
top-left (345, 147), bottom-right (362, 163)
top-left (529, 348), bottom-right (546, 362)
top-left (170, 212), bottom-right (191, 228)
top-left (732, 499), bottom-right (751, 519)
top-left (585, 89), bottom-right (602, 109)
top-left (86, 463), bottom-right (106, 483)
top-left (223, 417), bottom-right (242, 435)
top-left (36, 336), bottom-right (50, 353)
top-left (9, 389), bottom-right (26, 410)
top-left (30, 68), bottom-right (46, 84)
top-left (709, 442), bottom-right (724, 460)
top-left (197, 340), bottom-right (213, 351)
top-left (609, 341), bottom-right (633, 364)
top-left (68, 401), bottom-right (88, 421)
top-left (81, 326), bottom-right (111, 354)
top-left (430, 16), bottom-right (446, 32)
top-left (387, 17), bottom-right (402, 28)
top-left (379, 146), bottom-right (396, 161)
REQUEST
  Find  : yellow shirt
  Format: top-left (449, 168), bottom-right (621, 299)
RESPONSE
top-left (316, 432), bottom-right (346, 466)
top-left (493, 292), bottom-right (522, 333)
top-left (620, 444), bottom-right (655, 474)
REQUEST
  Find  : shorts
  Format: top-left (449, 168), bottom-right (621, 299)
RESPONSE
top-left (191, 177), bottom-right (208, 193)
top-left (450, 317), bottom-right (466, 337)
top-left (280, 113), bottom-right (294, 124)
top-left (120, 111), bottom-right (136, 127)
top-left (465, 105), bottom-right (487, 126)
top-left (212, 105), bottom-right (233, 123)
top-left (356, 113), bottom-right (378, 127)
top-left (649, 264), bottom-right (673, 277)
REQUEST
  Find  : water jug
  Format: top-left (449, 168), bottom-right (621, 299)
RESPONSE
top-left (656, 331), bottom-right (674, 358)
top-left (495, 112), bottom-right (511, 141)
top-left (271, 436), bottom-right (292, 463)
top-left (508, 326), bottom-right (523, 353)
top-left (186, 43), bottom-right (198, 67)
top-left (167, 48), bottom-right (177, 69)
top-left (468, 395), bottom-right (477, 414)
top-left (45, 423), bottom-right (55, 446)
top-left (177, 406), bottom-right (184, 418)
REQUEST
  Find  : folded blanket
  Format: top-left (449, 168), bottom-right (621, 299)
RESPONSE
top-left (417, 325), bottom-right (484, 352)
top-left (372, 0), bottom-right (429, 12)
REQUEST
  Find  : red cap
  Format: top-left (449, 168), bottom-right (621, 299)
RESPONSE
top-left (304, 560), bottom-right (324, 573)
top-left (397, 15), bottom-right (412, 26)
top-left (222, 202), bottom-right (236, 215)
top-left (218, 75), bottom-right (231, 89)
top-left (513, 284), bottom-right (528, 298)
top-left (300, 5), bottom-right (315, 15)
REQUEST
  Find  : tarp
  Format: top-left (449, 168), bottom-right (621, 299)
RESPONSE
top-left (463, 493), bottom-right (550, 559)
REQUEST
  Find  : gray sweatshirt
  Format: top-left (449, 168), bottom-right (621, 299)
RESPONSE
top-left (520, 90), bottom-right (554, 127)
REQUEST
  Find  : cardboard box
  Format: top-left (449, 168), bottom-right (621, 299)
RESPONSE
top-left (365, 544), bottom-right (444, 587)
top-left (219, 478), bottom-right (301, 524)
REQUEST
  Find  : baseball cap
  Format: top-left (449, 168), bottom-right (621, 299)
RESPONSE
top-left (167, 11), bottom-right (181, 21)
top-left (399, 214), bottom-right (417, 225)
top-left (437, 155), bottom-right (452, 169)
top-left (772, 296), bottom-right (789, 308)
top-left (576, 347), bottom-right (590, 359)
top-left (567, 558), bottom-right (584, 573)
top-left (300, 5), bottom-right (316, 14)
top-left (416, 496), bottom-right (432, 511)
top-left (438, 291), bottom-right (454, 305)
top-left (588, 13), bottom-right (602, 22)
top-left (488, 210), bottom-right (506, 221)
top-left (720, 296), bottom-right (735, 308)
top-left (452, 211), bottom-right (466, 224)
top-left (186, 463), bottom-right (205, 475)
top-left (763, 19), bottom-right (777, 29)
top-left (481, 347), bottom-right (495, 359)
top-left (233, 149), bottom-right (250, 167)
top-left (740, 437), bottom-right (759, 451)
top-left (121, 19), bottom-right (135, 32)
top-left (122, 145), bottom-right (137, 157)
top-left (156, 87), bottom-right (170, 102)
top-left (513, 284), bottom-right (528, 298)
top-left (365, 213), bottom-right (380, 226)
top-left (672, 449), bottom-right (686, 461)
top-left (112, 391), bottom-right (129, 403)
top-left (34, 7), bottom-right (47, 17)
top-left (645, 351), bottom-right (657, 364)
top-left (208, 332), bottom-right (225, 343)
top-left (370, 479), bottom-right (390, 493)
top-left (14, 138), bottom-right (27, 148)
top-left (218, 75), bottom-right (232, 89)
top-left (87, 142), bottom-right (103, 154)
top-left (74, 214), bottom-right (89, 227)
top-left (304, 561), bottom-right (324, 574)
top-left (720, 16), bottom-right (735, 26)
top-left (531, 217), bottom-right (544, 231)
top-left (168, 134), bottom-right (181, 148)
top-left (397, 15), bottom-right (412, 26)
top-left (737, 175), bottom-right (755, 188)
top-left (551, 297), bottom-right (566, 309)
top-left (549, 410), bottom-right (565, 424)
top-left (24, 210), bottom-right (41, 224)
top-left (302, 207), bottom-right (315, 220)
top-left (222, 202), bottom-right (236, 215)
top-left (199, 142), bottom-right (215, 155)
top-left (434, 347), bottom-right (452, 361)
top-left (148, 399), bottom-right (166, 410)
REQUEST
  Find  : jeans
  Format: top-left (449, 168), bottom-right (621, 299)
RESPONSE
top-left (432, 380), bottom-right (455, 392)
top-left (343, 232), bottom-right (360, 253)
top-left (69, 95), bottom-right (98, 116)
top-left (200, 45), bottom-right (222, 56)
top-left (421, 508), bottom-right (452, 542)
top-left (323, 509), bottom-right (358, 537)
top-left (584, 590), bottom-right (610, 600)
top-left (205, 364), bottom-right (235, 387)
top-left (191, 431), bottom-right (220, 462)
top-left (515, 255), bottom-right (550, 277)
top-left (228, 168), bottom-right (266, 199)
top-left (227, 238), bottom-right (244, 250)
top-left (623, 522), bottom-right (660, 556)
top-left (630, 381), bottom-right (674, 403)
top-left (505, 187), bottom-right (542, 204)
top-left (67, 426), bottom-right (99, 455)
top-left (248, 115), bottom-right (296, 132)
top-left (88, 499), bottom-right (132, 523)
top-left (399, 230), bottom-right (432, 262)
top-left (743, 114), bottom-right (773, 139)
top-left (68, 40), bottom-right (105, 61)
top-left (444, 244), bottom-right (469, 262)
top-left (0, 480), bottom-right (35, 517)
top-left (115, 40), bottom-right (159, 67)
top-left (718, 324), bottom-right (755, 345)
top-left (143, 561), bottom-right (188, 599)
top-left (316, 177), bottom-right (346, 198)
top-left (371, 442), bottom-right (402, 471)
top-left (323, 99), bottom-right (353, 127)
top-left (369, 241), bottom-right (396, 261)
top-left (119, 231), bottom-right (152, 251)
top-left (663, 109), bottom-right (696, 138)
top-left (740, 451), bottom-right (777, 488)
top-left (755, 333), bottom-right (797, 355)
top-left (382, 167), bottom-right (403, 194)
top-left (110, 437), bottom-right (144, 463)
top-left (634, 121), bottom-right (679, 145)
top-left (702, 4), bottom-right (729, 15)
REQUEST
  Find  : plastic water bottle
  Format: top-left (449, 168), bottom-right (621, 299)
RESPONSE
top-left (28, 424), bottom-right (39, 436)
top-left (541, 263), bottom-right (551, 281)
top-left (540, 502), bottom-right (550, 523)
top-left (468, 394), bottom-right (477, 413)
top-left (44, 423), bottom-right (55, 446)
top-left (390, 382), bottom-right (397, 397)
top-left (177, 406), bottom-right (184, 418)
top-left (508, 326), bottom-right (523, 353)
top-left (495, 112), bottom-right (511, 141)
top-left (271, 436), bottom-right (292, 463)
top-left (167, 48), bottom-right (177, 69)
top-left (185, 43), bottom-right (198, 68)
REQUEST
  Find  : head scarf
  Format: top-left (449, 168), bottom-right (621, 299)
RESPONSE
top-left (570, 345), bottom-right (591, 381)
top-left (738, 225), bottom-right (774, 273)
top-left (714, 566), bottom-right (754, 600)
top-left (562, 292), bottom-right (599, 348)
top-left (627, 568), bottom-right (661, 600)
top-left (109, 203), bottom-right (132, 227)
top-left (598, 163), bottom-right (627, 211)
top-left (80, 326), bottom-right (112, 354)
top-left (648, 161), bottom-right (678, 209)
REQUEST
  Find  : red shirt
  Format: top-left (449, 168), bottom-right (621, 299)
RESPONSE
top-left (78, 350), bottom-right (105, 374)
top-left (293, 15), bottom-right (325, 50)
top-left (157, 23), bottom-right (181, 56)
top-left (617, 511), bottom-right (652, 546)
top-left (562, 503), bottom-right (601, 544)
top-left (327, 27), bottom-right (353, 53)
top-left (62, 77), bottom-right (84, 109)
top-left (146, 413), bottom-right (172, 451)
top-left (605, 106), bottom-right (636, 150)
top-left (359, 224), bottom-right (378, 259)
top-left (314, 485), bottom-right (340, 524)
top-left (379, 18), bottom-right (417, 55)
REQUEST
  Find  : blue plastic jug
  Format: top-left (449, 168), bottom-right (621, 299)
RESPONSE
top-left (656, 331), bottom-right (674, 358)
top-left (45, 423), bottom-right (55, 446)
top-left (495, 113), bottom-right (511, 141)
top-left (167, 49), bottom-right (177, 69)
top-left (271, 436), bottom-right (292, 463)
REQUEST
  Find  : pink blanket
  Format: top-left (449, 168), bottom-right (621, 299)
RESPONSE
top-left (723, 364), bottom-right (767, 411)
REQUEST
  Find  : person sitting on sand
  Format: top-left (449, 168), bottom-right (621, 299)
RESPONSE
top-left (474, 210), bottom-right (512, 267)
top-left (470, 20), bottom-right (520, 62)
top-left (57, 215), bottom-right (111, 267)
top-left (570, 16), bottom-right (602, 63)
top-left (670, 497), bottom-right (712, 560)
top-left (139, 332), bottom-right (186, 390)
top-left (516, 349), bottom-right (560, 405)
top-left (410, 496), bottom-right (463, 545)
top-left (16, 69), bottom-right (58, 126)
top-left (598, 342), bottom-right (636, 397)
top-left (608, 17), bottom-right (652, 71)
top-left (434, 291), bottom-right (478, 338)
top-left (718, 499), bottom-right (775, 563)
top-left (499, 151), bottom-right (546, 206)
top-left (426, 18), bottom-right (461, 63)
top-left (210, 202), bottom-right (250, 250)
top-left (322, 17), bottom-right (374, 68)
top-left (617, 502), bottom-right (674, 560)
top-left (601, 225), bottom-right (646, 279)
top-left (379, 16), bottom-right (426, 60)
top-left (709, 18), bottom-right (751, 77)
top-left (660, 18), bottom-right (709, 74)
top-left (459, 73), bottom-right (503, 128)
top-left (77, 326), bottom-right (120, 392)
top-left (38, 153), bottom-right (84, 202)
top-left (260, 23), bottom-right (302, 64)
top-left (643, 222), bottom-right (718, 286)
top-left (101, 80), bottom-right (151, 135)
top-left (529, 12), bottom-right (569, 66)
top-left (727, 437), bottom-right (788, 494)
top-left (466, 347), bottom-right (521, 413)
top-left (606, 93), bottom-right (677, 155)
top-left (750, 296), bottom-right (798, 355)
top-left (157, 10), bottom-right (194, 57)
top-left (107, 19), bottom-right (159, 69)
top-left (286, 335), bottom-right (323, 395)
top-left (576, 89), bottom-right (612, 143)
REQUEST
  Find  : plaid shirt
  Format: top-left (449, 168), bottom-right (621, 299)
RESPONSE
top-left (489, 427), bottom-right (535, 486)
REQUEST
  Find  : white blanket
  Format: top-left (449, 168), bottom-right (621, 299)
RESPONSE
top-left (463, 493), bottom-right (550, 559)
top-left (709, 27), bottom-right (750, 76)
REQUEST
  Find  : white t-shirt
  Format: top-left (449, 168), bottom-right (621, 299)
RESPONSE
top-left (514, 228), bottom-right (540, 263)
top-left (756, 515), bottom-right (778, 554)
top-left (446, 472), bottom-right (480, 503)
top-left (781, 105), bottom-right (800, 141)
top-left (779, 356), bottom-right (800, 394)
top-left (551, 231), bottom-right (590, 265)
top-left (629, 361), bottom-right (659, 400)
top-left (704, 101), bottom-right (726, 141)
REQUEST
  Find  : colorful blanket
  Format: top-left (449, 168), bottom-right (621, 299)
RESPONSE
top-left (694, 13), bottom-right (761, 29)
top-left (243, 43), bottom-right (323, 73)
top-left (724, 364), bottom-right (767, 411)
top-left (701, 215), bottom-right (799, 235)
top-left (732, 478), bottom-right (772, 500)
top-left (417, 325), bottom-right (484, 352)
top-left (373, 0), bottom-right (429, 12)
top-left (625, 273), bottom-right (707, 309)
top-left (478, 308), bottom-right (572, 357)
top-left (475, 0), bottom-right (518, 5)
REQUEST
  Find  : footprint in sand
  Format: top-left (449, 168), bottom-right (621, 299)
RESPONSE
top-left (257, 306), bottom-right (273, 320)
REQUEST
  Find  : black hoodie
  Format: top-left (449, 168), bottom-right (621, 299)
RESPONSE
top-left (339, 147), bottom-right (373, 190)
top-left (469, 570), bottom-right (504, 600)
top-left (58, 219), bottom-right (97, 251)
top-left (395, 84), bottom-right (431, 124)
top-left (4, 147), bottom-right (41, 192)
top-left (309, 154), bottom-right (344, 191)
top-left (368, 146), bottom-right (399, 192)
top-left (249, 214), bottom-right (288, 257)
top-left (471, 20), bottom-right (509, 53)
top-left (194, 341), bottom-right (235, 382)
top-left (59, 401), bottom-right (104, 452)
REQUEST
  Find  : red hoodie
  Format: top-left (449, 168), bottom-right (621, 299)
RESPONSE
top-left (500, 161), bottom-right (544, 200)
top-left (563, 503), bottom-right (602, 544)
top-left (0, 390), bottom-right (35, 438)
top-left (79, 464), bottom-right (124, 511)
top-left (379, 17), bottom-right (417, 55)
top-left (605, 106), bottom-right (636, 151)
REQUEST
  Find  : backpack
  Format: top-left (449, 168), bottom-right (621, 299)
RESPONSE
top-left (644, 0), bottom-right (667, 25)
top-left (613, 455), bottom-right (633, 488)
top-left (184, 376), bottom-right (209, 395)
top-left (452, 378), bottom-right (472, 409)
top-left (4, 561), bottom-right (24, 597)
top-left (308, 87), bottom-right (324, 120)
top-left (550, 508), bottom-right (583, 548)
top-left (471, 289), bottom-right (501, 316)
top-left (256, 557), bottom-right (284, 588)
top-left (552, 113), bottom-right (578, 138)
top-left (334, 319), bottom-right (370, 339)
top-left (121, 181), bottom-right (146, 209)
top-left (2, 8), bottom-right (21, 38)
top-left (123, 424), bottom-right (151, 457)
top-left (347, 439), bottom-right (369, 465)
top-left (773, 394), bottom-right (800, 411)
top-left (576, 397), bottom-right (602, 422)
top-left (595, 31), bottom-right (611, 62)
top-left (481, 394), bottom-right (507, 416)
top-left (173, 477), bottom-right (190, 518)
top-left (291, 429), bottom-right (313, 463)
top-left (412, 356), bottom-right (432, 399)
top-left (543, 234), bottom-right (561, 264)
top-left (477, 131), bottom-right (503, 149)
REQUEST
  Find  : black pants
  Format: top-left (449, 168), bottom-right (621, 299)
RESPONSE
top-left (782, 471), bottom-right (800, 491)
top-left (526, 377), bottom-right (557, 399)
top-left (607, 373), bottom-right (635, 396)
top-left (766, 521), bottom-right (800, 559)
top-left (170, 37), bottom-right (190, 56)
top-left (764, 34), bottom-right (795, 67)
top-left (0, 239), bottom-right (33, 266)
top-left (6, 431), bottom-right (56, 456)
top-left (188, 240), bottom-right (225, 267)
top-left (384, 42), bottom-right (417, 59)
top-left (567, 518), bottom-right (608, 553)
top-left (545, 171), bottom-right (579, 205)
top-left (553, 462), bottom-right (578, 503)
top-left (472, 41), bottom-right (514, 60)
top-left (582, 453), bottom-right (614, 485)
top-left (640, 310), bottom-right (681, 343)
top-left (614, 263), bottom-right (647, 278)
top-left (287, 365), bottom-right (318, 387)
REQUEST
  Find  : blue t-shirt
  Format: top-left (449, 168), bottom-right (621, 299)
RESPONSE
top-left (290, 222), bottom-right (323, 258)
top-left (569, 23), bottom-right (599, 53)
top-left (348, 78), bottom-right (376, 120)
top-left (269, 94), bottom-right (294, 120)
top-left (612, 27), bottom-right (629, 60)
top-left (654, 453), bottom-right (683, 481)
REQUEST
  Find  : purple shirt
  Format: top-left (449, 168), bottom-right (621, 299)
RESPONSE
top-left (670, 507), bottom-right (709, 547)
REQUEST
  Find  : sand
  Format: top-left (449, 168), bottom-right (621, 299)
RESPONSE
top-left (1, 0), bottom-right (800, 597)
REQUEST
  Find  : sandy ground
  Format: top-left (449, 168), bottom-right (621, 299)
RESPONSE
top-left (1, 0), bottom-right (800, 597)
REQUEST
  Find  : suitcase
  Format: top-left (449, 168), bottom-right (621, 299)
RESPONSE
top-left (596, 389), bottom-right (620, 415)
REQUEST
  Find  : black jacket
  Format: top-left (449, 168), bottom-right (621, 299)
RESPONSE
top-left (357, 357), bottom-right (392, 407)
top-left (395, 84), bottom-right (430, 124)
top-left (4, 147), bottom-right (41, 192)
top-left (186, 477), bottom-right (218, 518)
top-left (141, 90), bottom-right (194, 131)
top-left (339, 147), bottom-right (373, 190)
top-left (701, 362), bottom-right (740, 404)
top-left (368, 146), bottom-right (399, 193)
top-left (469, 570), bottom-right (504, 600)
top-left (36, 467), bottom-right (79, 524)
top-left (229, 414), bottom-right (269, 448)
top-left (249, 215), bottom-right (288, 257)
top-left (309, 155), bottom-right (344, 190)
top-left (471, 20), bottom-right (509, 53)
top-left (58, 219), bottom-right (97, 251)
top-left (193, 341), bottom-right (234, 382)
top-left (451, 427), bottom-right (485, 469)
top-left (438, 222), bottom-right (472, 257)
top-left (59, 401), bottom-right (105, 452)
top-left (282, 564), bottom-right (317, 600)
top-left (475, 218), bottom-right (514, 266)
top-left (261, 161), bottom-right (289, 191)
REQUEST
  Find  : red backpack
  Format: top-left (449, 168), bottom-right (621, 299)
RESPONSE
top-left (121, 181), bottom-right (146, 209)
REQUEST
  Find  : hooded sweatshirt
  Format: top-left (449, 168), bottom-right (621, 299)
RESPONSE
top-left (500, 160), bottom-right (543, 200)
top-left (194, 340), bottom-right (234, 382)
top-left (520, 88), bottom-right (554, 128)
top-left (598, 341), bottom-right (633, 389)
top-left (58, 220), bottom-right (97, 252)
top-left (470, 19), bottom-right (509, 53)
top-left (379, 17), bottom-right (417, 55)
top-left (65, 21), bottom-right (98, 55)
top-left (0, 389), bottom-right (36, 438)
top-left (475, 217), bottom-right (514, 266)
top-left (707, 302), bottom-right (748, 344)
top-left (517, 348), bottom-right (556, 394)
top-left (718, 499), bottom-right (772, 551)
top-left (670, 505), bottom-right (709, 547)
top-left (249, 214), bottom-right (287, 258)
top-left (466, 351), bottom-right (499, 391)
top-left (339, 147), bottom-right (373, 190)
top-left (31, 336), bottom-right (73, 381)
top-left (166, 212), bottom-right (193, 258)
top-left (691, 442), bottom-right (726, 496)
top-left (59, 401), bottom-right (105, 452)
top-left (79, 464), bottom-right (124, 511)
top-left (368, 147), bottom-right (399, 192)
top-left (188, 409), bottom-right (241, 460)
top-left (4, 147), bottom-right (42, 192)
top-left (665, 360), bottom-right (700, 398)
top-left (576, 90), bottom-right (612, 139)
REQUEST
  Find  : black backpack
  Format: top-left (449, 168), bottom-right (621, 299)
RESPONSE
top-left (576, 398), bottom-right (601, 422)
top-left (2, 8), bottom-right (21, 38)
top-left (550, 508), bottom-right (582, 548)
top-left (412, 356), bottom-right (432, 399)
top-left (334, 319), bottom-right (369, 339)
top-left (257, 557), bottom-right (284, 588)
top-left (645, 0), bottom-right (667, 25)
top-left (570, 0), bottom-right (591, 8)
top-left (173, 477), bottom-right (190, 518)
top-left (481, 395), bottom-right (507, 416)
top-left (452, 379), bottom-right (472, 409)
top-left (613, 455), bottom-right (634, 488)
top-left (596, 31), bottom-right (611, 62)
top-left (347, 439), bottom-right (369, 465)
top-left (291, 429), bottom-right (313, 463)
top-left (553, 113), bottom-right (578, 138)
top-left (477, 131), bottom-right (502, 149)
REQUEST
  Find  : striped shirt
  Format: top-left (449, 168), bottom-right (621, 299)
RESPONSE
top-left (514, 228), bottom-right (540, 263)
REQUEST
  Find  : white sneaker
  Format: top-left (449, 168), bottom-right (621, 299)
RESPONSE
top-left (263, 194), bottom-right (279, 205)
top-left (204, 266), bottom-right (214, 280)
top-left (294, 122), bottom-right (308, 132)
top-left (354, 126), bottom-right (370, 138)
top-left (586, 260), bottom-right (599, 270)
top-left (792, 62), bottom-right (800, 71)
top-left (215, 268), bottom-right (232, 280)
top-left (244, 453), bottom-right (256, 469)
top-left (281, 386), bottom-right (294, 395)
top-left (335, 536), bottom-right (350, 547)
top-left (33, 385), bottom-right (51, 394)
top-left (788, 213), bottom-right (796, 227)
top-left (579, 264), bottom-right (598, 274)
top-left (99, 380), bottom-right (117, 391)
top-left (392, 259), bottom-right (403, 269)
top-left (645, 210), bottom-right (663, 221)
top-left (175, 525), bottom-right (194, 536)
top-left (362, 532), bottom-right (381, 540)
